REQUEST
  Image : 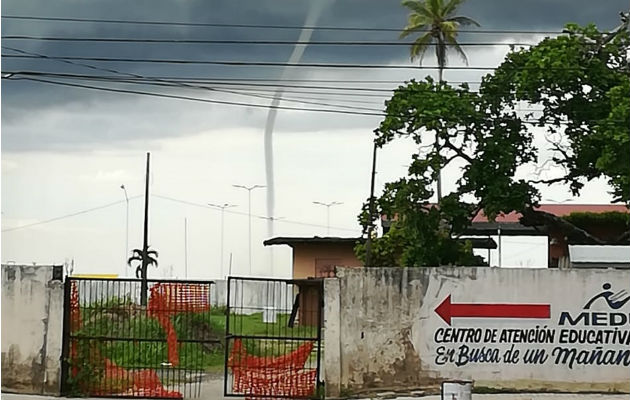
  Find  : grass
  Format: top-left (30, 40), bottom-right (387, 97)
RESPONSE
top-left (72, 299), bottom-right (319, 372)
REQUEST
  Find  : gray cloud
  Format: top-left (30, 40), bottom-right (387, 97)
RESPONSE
top-left (2, 0), bottom-right (627, 151)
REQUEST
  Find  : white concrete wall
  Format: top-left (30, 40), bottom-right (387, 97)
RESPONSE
top-left (325, 267), bottom-right (630, 397)
top-left (211, 279), bottom-right (295, 314)
top-left (1, 265), bottom-right (64, 395)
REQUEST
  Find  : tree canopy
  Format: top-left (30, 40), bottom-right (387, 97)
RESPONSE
top-left (356, 22), bottom-right (630, 267)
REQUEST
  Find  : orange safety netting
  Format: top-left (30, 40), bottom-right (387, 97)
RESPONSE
top-left (228, 338), bottom-right (317, 398)
top-left (100, 359), bottom-right (182, 398)
top-left (68, 280), bottom-right (183, 398)
top-left (69, 281), bottom-right (82, 378)
top-left (147, 283), bottom-right (211, 367)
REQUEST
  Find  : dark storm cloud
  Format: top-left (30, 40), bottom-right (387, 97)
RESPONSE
top-left (2, 0), bottom-right (627, 151)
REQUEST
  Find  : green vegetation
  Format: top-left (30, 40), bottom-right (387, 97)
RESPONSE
top-left (563, 211), bottom-right (630, 232)
top-left (356, 20), bottom-right (630, 267)
top-left (71, 298), bottom-right (316, 372)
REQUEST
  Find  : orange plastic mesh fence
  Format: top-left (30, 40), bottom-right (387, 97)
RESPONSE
top-left (99, 359), bottom-right (182, 398)
top-left (148, 282), bottom-right (211, 314)
top-left (67, 280), bottom-right (186, 398)
top-left (147, 283), bottom-right (211, 367)
top-left (228, 338), bottom-right (317, 398)
top-left (69, 281), bottom-right (82, 378)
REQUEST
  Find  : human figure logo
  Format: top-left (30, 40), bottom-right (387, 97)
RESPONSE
top-left (583, 283), bottom-right (630, 310)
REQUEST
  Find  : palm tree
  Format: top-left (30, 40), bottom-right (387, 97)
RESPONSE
top-left (128, 247), bottom-right (158, 279)
top-left (400, 0), bottom-right (479, 200)
top-left (400, 0), bottom-right (479, 82)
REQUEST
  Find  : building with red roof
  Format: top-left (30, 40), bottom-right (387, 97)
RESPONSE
top-left (468, 204), bottom-right (629, 268)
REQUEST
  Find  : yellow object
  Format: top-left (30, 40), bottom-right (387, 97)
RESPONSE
top-left (71, 274), bottom-right (118, 279)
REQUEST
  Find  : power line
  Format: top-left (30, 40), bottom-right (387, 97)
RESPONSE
top-left (7, 77), bottom-right (615, 124)
top-left (0, 15), bottom-right (565, 34)
top-left (152, 194), bottom-right (360, 232)
top-left (1, 47), bottom-right (384, 113)
top-left (2, 71), bottom-right (482, 86)
top-left (0, 36), bottom-right (537, 47)
top-left (11, 76), bottom-right (387, 116)
top-left (1, 196), bottom-right (142, 233)
top-left (4, 54), bottom-right (583, 71)
top-left (1, 71), bottom-right (405, 93)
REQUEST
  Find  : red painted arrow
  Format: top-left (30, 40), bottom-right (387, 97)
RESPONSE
top-left (435, 295), bottom-right (551, 325)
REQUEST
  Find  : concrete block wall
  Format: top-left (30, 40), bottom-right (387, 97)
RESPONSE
top-left (324, 267), bottom-right (630, 397)
top-left (1, 265), bottom-right (64, 395)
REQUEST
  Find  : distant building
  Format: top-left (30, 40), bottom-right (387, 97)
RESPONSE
top-left (568, 245), bottom-right (630, 269)
top-left (467, 204), bottom-right (629, 268)
top-left (264, 237), bottom-right (363, 279)
top-left (264, 236), bottom-right (496, 278)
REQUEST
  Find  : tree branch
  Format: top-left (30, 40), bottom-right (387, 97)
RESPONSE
top-left (443, 138), bottom-right (474, 164)
top-left (519, 208), bottom-right (606, 245)
top-left (529, 176), bottom-right (569, 185)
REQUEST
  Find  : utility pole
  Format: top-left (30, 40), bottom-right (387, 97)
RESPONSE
top-left (233, 184), bottom-right (265, 276)
top-left (184, 217), bottom-right (188, 278)
top-left (313, 201), bottom-right (343, 235)
top-left (208, 203), bottom-right (237, 280)
top-left (140, 152), bottom-right (150, 306)
top-left (120, 184), bottom-right (129, 277)
top-left (365, 141), bottom-right (378, 268)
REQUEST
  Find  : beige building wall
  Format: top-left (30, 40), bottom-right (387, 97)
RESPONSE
top-left (292, 243), bottom-right (362, 279)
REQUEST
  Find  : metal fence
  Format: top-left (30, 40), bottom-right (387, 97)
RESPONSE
top-left (224, 276), bottom-right (323, 399)
top-left (61, 277), bottom-right (220, 398)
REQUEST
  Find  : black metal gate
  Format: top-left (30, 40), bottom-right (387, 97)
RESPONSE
top-left (60, 277), bottom-right (221, 398)
top-left (224, 276), bottom-right (323, 399)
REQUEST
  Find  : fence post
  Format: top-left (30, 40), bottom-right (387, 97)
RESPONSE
top-left (323, 277), bottom-right (341, 398)
top-left (59, 278), bottom-right (72, 395)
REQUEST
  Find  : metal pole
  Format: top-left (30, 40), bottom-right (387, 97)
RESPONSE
top-left (141, 152), bottom-right (150, 306)
top-left (208, 203), bottom-right (237, 280)
top-left (365, 141), bottom-right (378, 268)
top-left (326, 207), bottom-right (330, 235)
top-left (184, 217), bottom-right (188, 278)
top-left (233, 185), bottom-right (264, 276)
top-left (120, 185), bottom-right (129, 276)
top-left (498, 226), bottom-right (502, 268)
top-left (220, 208), bottom-right (225, 279)
top-left (313, 201), bottom-right (343, 236)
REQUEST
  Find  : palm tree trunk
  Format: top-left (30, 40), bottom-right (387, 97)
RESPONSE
top-left (436, 67), bottom-right (443, 201)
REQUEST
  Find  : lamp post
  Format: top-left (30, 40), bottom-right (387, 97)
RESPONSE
top-left (120, 184), bottom-right (129, 276)
top-left (208, 202), bottom-right (237, 280)
top-left (312, 201), bottom-right (343, 235)
top-left (232, 184), bottom-right (265, 275)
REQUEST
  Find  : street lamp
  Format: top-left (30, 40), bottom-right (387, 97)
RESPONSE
top-left (208, 202), bottom-right (237, 280)
top-left (313, 201), bottom-right (343, 235)
top-left (120, 184), bottom-right (129, 276)
top-left (232, 184), bottom-right (265, 276)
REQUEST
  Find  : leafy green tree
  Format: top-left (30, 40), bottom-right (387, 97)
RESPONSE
top-left (482, 23), bottom-right (630, 203)
top-left (357, 21), bottom-right (629, 267)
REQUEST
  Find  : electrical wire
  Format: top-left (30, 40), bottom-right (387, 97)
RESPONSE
top-left (0, 15), bottom-right (566, 35)
top-left (4, 54), bottom-right (584, 70)
top-left (1, 195), bottom-right (142, 233)
top-left (7, 77), bottom-right (617, 124)
top-left (11, 76), bottom-right (387, 116)
top-left (1, 47), bottom-right (385, 112)
top-left (152, 194), bottom-right (361, 232)
top-left (1, 36), bottom-right (537, 47)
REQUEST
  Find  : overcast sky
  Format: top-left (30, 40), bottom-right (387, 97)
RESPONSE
top-left (1, 0), bottom-right (627, 278)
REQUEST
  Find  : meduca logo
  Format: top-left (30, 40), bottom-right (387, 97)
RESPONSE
top-left (559, 283), bottom-right (630, 326)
